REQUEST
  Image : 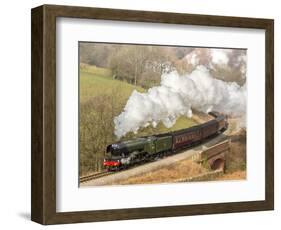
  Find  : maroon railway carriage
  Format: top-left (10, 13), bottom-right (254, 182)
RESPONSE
top-left (172, 125), bottom-right (202, 151)
top-left (171, 117), bottom-right (227, 152)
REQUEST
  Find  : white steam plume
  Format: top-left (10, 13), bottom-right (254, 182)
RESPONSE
top-left (114, 66), bottom-right (246, 138)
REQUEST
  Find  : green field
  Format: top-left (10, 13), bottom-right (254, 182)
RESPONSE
top-left (80, 65), bottom-right (145, 103)
top-left (79, 64), bottom-right (197, 174)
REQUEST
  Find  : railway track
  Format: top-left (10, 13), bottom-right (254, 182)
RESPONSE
top-left (80, 171), bottom-right (115, 183)
top-left (79, 158), bottom-right (165, 184)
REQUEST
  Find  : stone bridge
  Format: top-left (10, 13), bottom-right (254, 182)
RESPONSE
top-left (192, 139), bottom-right (230, 171)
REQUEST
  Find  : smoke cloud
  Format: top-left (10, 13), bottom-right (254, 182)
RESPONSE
top-left (114, 65), bottom-right (246, 138)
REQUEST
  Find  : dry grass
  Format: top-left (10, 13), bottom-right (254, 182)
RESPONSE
top-left (226, 129), bottom-right (247, 173)
top-left (214, 170), bottom-right (246, 181)
top-left (114, 159), bottom-right (208, 185)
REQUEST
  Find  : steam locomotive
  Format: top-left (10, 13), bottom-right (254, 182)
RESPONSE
top-left (103, 112), bottom-right (228, 171)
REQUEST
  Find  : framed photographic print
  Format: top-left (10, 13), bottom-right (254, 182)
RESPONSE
top-left (31, 4), bottom-right (274, 225)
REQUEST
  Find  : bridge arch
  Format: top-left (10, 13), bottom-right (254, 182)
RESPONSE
top-left (210, 158), bottom-right (225, 171)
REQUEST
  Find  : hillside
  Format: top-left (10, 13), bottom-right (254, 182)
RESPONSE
top-left (79, 64), bottom-right (198, 175)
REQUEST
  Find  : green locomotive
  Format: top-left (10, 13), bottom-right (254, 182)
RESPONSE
top-left (104, 135), bottom-right (172, 170)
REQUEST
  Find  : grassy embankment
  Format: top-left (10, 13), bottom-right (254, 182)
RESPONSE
top-left (109, 121), bottom-right (247, 185)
